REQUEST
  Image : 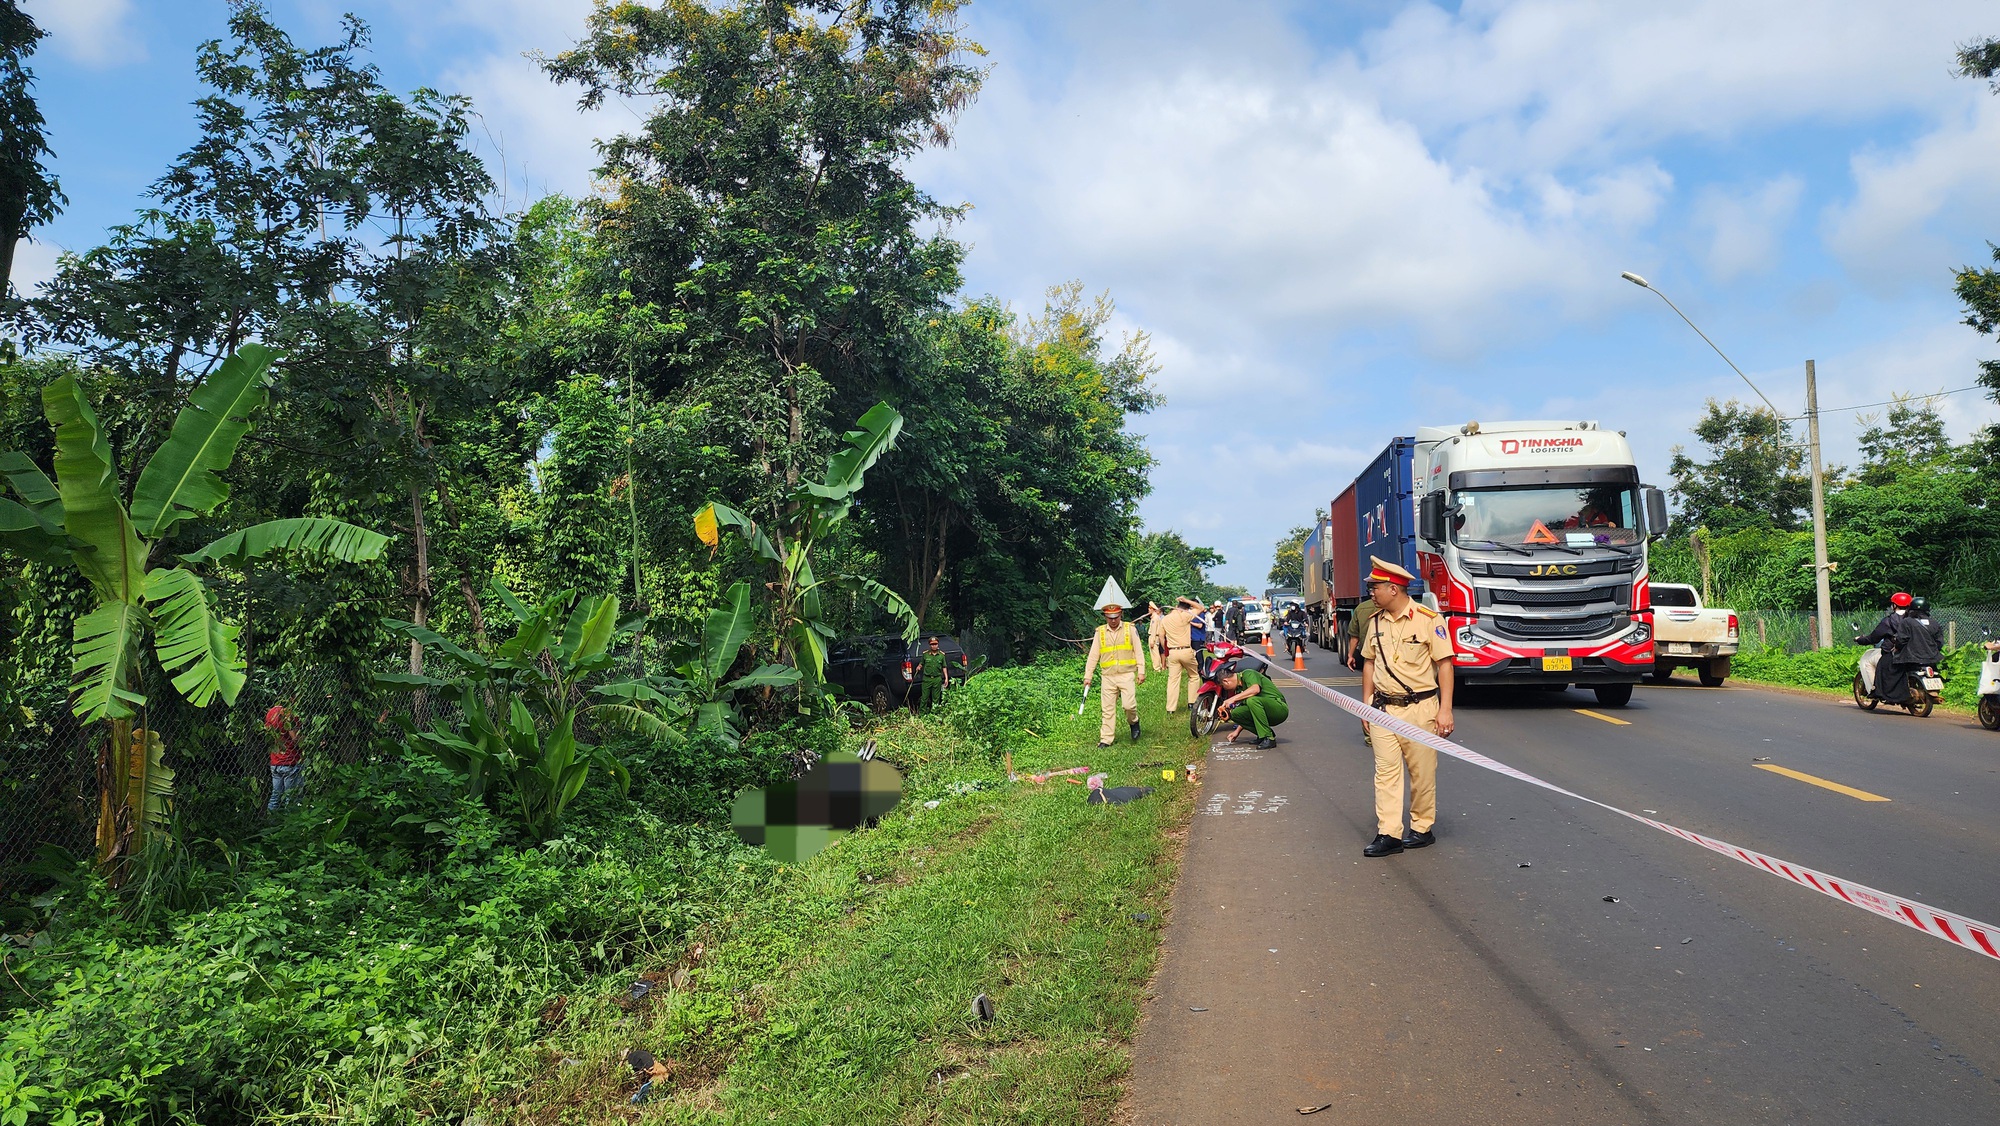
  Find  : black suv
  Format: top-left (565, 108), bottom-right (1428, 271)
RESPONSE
top-left (827, 632), bottom-right (973, 713)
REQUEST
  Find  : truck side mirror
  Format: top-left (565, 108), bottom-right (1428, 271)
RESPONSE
top-left (1419, 492), bottom-right (1447, 545)
top-left (1642, 487), bottom-right (1670, 540)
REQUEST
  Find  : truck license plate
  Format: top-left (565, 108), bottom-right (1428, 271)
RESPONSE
top-left (1542, 656), bottom-right (1572, 672)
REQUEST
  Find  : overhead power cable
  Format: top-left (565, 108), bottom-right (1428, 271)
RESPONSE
top-left (1780, 385), bottom-right (1986, 420)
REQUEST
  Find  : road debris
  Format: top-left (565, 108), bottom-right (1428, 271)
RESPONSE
top-left (972, 992), bottom-right (995, 1022)
top-left (1298, 1103), bottom-right (1333, 1115)
top-left (1188, 1006), bottom-right (1208, 1012)
top-left (1603, 896), bottom-right (1619, 903)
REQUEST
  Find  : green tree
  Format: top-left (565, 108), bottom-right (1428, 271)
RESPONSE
top-left (1854, 396), bottom-right (1950, 486)
top-left (0, 346), bottom-right (385, 870)
top-left (0, 1), bottom-right (61, 299)
top-left (1267, 512), bottom-right (1324, 587)
top-left (1956, 36), bottom-right (2000, 403)
top-left (28, 3), bottom-right (521, 685)
top-left (546, 0), bottom-right (983, 515)
top-left (1666, 399), bottom-right (1811, 533)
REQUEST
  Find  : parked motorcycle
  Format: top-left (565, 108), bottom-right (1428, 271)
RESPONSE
top-left (1851, 627), bottom-right (1939, 717)
top-left (1189, 640), bottom-right (1253, 738)
top-left (1979, 638), bottom-right (2000, 731)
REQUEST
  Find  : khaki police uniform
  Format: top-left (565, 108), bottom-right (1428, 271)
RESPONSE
top-left (1364, 599), bottom-right (1452, 837)
top-left (1157, 606), bottom-right (1201, 713)
top-left (1084, 620), bottom-right (1148, 743)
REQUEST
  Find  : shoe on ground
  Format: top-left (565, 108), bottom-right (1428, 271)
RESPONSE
top-left (1363, 833), bottom-right (1405, 858)
top-left (1255, 737), bottom-right (1276, 749)
top-left (1401, 828), bottom-right (1435, 849)
top-left (1098, 741), bottom-right (1113, 749)
top-left (1129, 721), bottom-right (1141, 742)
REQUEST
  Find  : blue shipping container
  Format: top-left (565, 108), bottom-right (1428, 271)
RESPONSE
top-left (1351, 436), bottom-right (1421, 595)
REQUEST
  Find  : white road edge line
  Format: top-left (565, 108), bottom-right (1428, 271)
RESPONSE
top-left (1279, 666), bottom-right (2000, 964)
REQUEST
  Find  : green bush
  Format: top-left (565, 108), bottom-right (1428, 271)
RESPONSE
top-left (0, 759), bottom-right (780, 1123)
top-left (940, 655), bottom-right (1082, 754)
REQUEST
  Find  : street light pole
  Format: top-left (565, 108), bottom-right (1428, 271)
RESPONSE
top-left (1805, 360), bottom-right (1833, 649)
top-left (1620, 272), bottom-right (1833, 646)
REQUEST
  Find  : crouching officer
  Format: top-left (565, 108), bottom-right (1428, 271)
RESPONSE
top-left (1358, 556), bottom-right (1455, 858)
top-left (1217, 661), bottom-right (1287, 748)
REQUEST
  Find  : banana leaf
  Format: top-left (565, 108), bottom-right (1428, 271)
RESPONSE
top-left (42, 375), bottom-right (145, 604)
top-left (70, 600), bottom-right (150, 722)
top-left (129, 344), bottom-right (275, 538)
top-left (183, 517), bottom-right (389, 567)
top-left (702, 581), bottom-right (757, 683)
top-left (145, 568), bottom-right (247, 708)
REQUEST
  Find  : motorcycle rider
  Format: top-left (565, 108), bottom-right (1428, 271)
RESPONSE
top-left (1854, 592), bottom-right (1915, 704)
top-left (1902, 596), bottom-right (1945, 685)
top-left (1283, 601), bottom-right (1307, 655)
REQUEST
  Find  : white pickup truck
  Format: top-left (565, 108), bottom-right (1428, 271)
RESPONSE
top-left (1648, 584), bottom-right (1739, 686)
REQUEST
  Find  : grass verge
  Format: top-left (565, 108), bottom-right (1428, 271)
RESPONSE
top-left (519, 660), bottom-right (1204, 1123)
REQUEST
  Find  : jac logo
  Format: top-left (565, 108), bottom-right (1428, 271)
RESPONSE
top-left (1529, 563), bottom-right (1578, 576)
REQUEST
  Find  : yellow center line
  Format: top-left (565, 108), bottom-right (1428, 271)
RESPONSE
top-left (1574, 708), bottom-right (1632, 726)
top-left (1754, 763), bottom-right (1891, 802)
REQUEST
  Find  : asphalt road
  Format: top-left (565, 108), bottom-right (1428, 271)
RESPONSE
top-left (1127, 658), bottom-right (2000, 1125)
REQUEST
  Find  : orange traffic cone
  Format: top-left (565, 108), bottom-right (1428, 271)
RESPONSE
top-left (1263, 632), bottom-right (1275, 656)
top-left (1292, 647), bottom-right (1307, 672)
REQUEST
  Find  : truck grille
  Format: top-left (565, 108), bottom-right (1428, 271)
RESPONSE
top-left (1486, 585), bottom-right (1629, 608)
top-left (1478, 557), bottom-right (1635, 579)
top-left (1486, 613), bottom-right (1624, 640)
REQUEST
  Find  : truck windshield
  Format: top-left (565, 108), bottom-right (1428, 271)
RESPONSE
top-left (1450, 484), bottom-right (1641, 547)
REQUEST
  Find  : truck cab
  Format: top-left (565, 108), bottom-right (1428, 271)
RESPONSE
top-left (1411, 421), bottom-right (1671, 707)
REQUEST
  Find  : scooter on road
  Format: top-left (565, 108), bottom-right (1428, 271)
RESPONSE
top-left (1978, 637), bottom-right (2000, 731)
top-left (1851, 636), bottom-right (1940, 718)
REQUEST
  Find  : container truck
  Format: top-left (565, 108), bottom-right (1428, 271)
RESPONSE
top-left (1301, 517), bottom-right (1332, 646)
top-left (1326, 421), bottom-right (1670, 706)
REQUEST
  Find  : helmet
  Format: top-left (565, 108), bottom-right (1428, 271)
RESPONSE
top-left (1911, 595), bottom-right (1930, 612)
top-left (1890, 592), bottom-right (1913, 608)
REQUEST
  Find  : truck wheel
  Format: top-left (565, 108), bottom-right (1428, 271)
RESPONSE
top-left (1648, 664), bottom-right (1673, 684)
top-left (1697, 663), bottom-right (1726, 688)
top-left (1592, 683), bottom-right (1634, 708)
top-left (1979, 696), bottom-right (2000, 731)
top-left (870, 682), bottom-right (894, 715)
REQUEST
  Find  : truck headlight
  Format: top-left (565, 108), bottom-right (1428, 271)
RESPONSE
top-left (1456, 625), bottom-right (1491, 649)
top-left (1626, 621), bottom-right (1650, 645)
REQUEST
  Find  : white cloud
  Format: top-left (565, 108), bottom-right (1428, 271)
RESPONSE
top-left (1691, 176), bottom-right (1803, 283)
top-left (27, 0), bottom-right (142, 67)
top-left (8, 237), bottom-right (64, 298)
top-left (1350, 0), bottom-right (1998, 171)
top-left (1822, 95), bottom-right (2000, 290)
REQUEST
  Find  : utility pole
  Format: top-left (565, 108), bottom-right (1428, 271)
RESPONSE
top-left (1806, 360), bottom-right (1833, 650)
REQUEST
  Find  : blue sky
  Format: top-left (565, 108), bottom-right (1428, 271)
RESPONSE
top-left (22, 1), bottom-right (2000, 589)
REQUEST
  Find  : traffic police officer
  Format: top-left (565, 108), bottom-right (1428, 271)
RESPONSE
top-left (1152, 596), bottom-right (1203, 715)
top-left (1084, 577), bottom-right (1148, 747)
top-left (1357, 556), bottom-right (1455, 857)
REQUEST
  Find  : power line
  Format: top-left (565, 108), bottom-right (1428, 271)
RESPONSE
top-left (1780, 385), bottom-right (1988, 420)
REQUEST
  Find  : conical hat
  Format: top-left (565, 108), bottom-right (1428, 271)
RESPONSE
top-left (1093, 576), bottom-right (1131, 610)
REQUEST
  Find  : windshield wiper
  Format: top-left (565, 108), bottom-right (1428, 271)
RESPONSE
top-left (1460, 538), bottom-right (1532, 556)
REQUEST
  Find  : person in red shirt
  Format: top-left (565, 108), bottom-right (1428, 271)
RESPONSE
top-left (265, 700), bottom-right (303, 811)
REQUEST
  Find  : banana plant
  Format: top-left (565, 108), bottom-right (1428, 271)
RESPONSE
top-left (382, 580), bottom-right (677, 837)
top-left (694, 402), bottom-right (919, 684)
top-left (658, 580), bottom-right (801, 742)
top-left (0, 345), bottom-right (389, 869)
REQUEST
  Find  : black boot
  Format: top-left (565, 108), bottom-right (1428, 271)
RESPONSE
top-left (1129, 717), bottom-right (1141, 742)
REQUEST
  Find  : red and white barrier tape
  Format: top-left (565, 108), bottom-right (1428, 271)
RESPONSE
top-left (1278, 667), bottom-right (2000, 964)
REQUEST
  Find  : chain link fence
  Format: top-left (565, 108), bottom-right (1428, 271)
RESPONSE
top-left (1733, 604), bottom-right (2000, 654)
top-left (0, 664), bottom-right (382, 895)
